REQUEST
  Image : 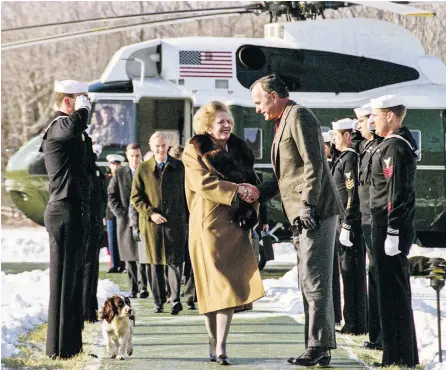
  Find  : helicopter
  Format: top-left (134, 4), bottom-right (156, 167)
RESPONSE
top-left (3, 1), bottom-right (445, 247)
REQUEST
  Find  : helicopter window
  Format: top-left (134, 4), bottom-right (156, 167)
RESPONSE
top-left (236, 45), bottom-right (420, 93)
top-left (88, 100), bottom-right (135, 149)
top-left (409, 130), bottom-right (422, 161)
top-left (244, 128), bottom-right (263, 159)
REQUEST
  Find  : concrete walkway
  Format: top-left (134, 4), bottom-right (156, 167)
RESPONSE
top-left (92, 267), bottom-right (366, 369)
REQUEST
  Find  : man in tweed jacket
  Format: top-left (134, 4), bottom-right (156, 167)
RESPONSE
top-left (250, 75), bottom-right (343, 367)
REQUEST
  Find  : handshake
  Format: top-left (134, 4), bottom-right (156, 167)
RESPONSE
top-left (237, 183), bottom-right (260, 203)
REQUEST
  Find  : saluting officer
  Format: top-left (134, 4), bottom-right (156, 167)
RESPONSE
top-left (40, 80), bottom-right (92, 359)
top-left (330, 118), bottom-right (367, 335)
top-left (354, 103), bottom-right (384, 350)
top-left (370, 95), bottom-right (419, 367)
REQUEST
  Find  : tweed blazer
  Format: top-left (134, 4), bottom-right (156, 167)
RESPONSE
top-left (259, 101), bottom-right (343, 223)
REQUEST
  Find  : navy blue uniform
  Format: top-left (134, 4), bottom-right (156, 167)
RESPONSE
top-left (358, 135), bottom-right (383, 346)
top-left (370, 126), bottom-right (419, 367)
top-left (41, 108), bottom-right (91, 358)
top-left (332, 148), bottom-right (367, 334)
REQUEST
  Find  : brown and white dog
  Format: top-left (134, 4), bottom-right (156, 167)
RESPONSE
top-left (98, 295), bottom-right (135, 360)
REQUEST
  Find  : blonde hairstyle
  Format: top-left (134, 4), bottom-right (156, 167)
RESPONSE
top-left (193, 101), bottom-right (234, 135)
top-left (168, 144), bottom-right (184, 160)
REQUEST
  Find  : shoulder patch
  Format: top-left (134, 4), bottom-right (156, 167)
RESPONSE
top-left (345, 171), bottom-right (354, 189)
top-left (383, 157), bottom-right (393, 178)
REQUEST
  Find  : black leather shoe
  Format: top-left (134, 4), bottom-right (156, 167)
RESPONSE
top-left (129, 292), bottom-right (138, 299)
top-left (289, 347), bottom-right (331, 367)
top-left (107, 267), bottom-right (119, 273)
top-left (363, 341), bottom-right (383, 350)
top-left (154, 306), bottom-right (164, 313)
top-left (217, 354), bottom-right (230, 365)
top-left (171, 302), bottom-right (183, 315)
top-left (138, 291), bottom-right (149, 299)
top-left (187, 303), bottom-right (197, 310)
top-left (209, 354), bottom-right (217, 362)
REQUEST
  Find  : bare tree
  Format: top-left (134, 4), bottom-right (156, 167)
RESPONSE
top-left (1, 1), bottom-right (445, 178)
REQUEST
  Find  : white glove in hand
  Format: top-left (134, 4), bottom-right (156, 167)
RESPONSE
top-left (75, 95), bottom-right (91, 112)
top-left (92, 143), bottom-right (102, 157)
top-left (384, 233), bottom-right (400, 256)
top-left (339, 227), bottom-right (353, 247)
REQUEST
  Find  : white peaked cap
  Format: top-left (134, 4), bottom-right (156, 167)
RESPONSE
top-left (332, 118), bottom-right (356, 131)
top-left (370, 94), bottom-right (404, 109)
top-left (54, 80), bottom-right (89, 94)
top-left (322, 132), bottom-right (331, 143)
top-left (354, 103), bottom-right (372, 118)
top-left (106, 154), bottom-right (125, 163)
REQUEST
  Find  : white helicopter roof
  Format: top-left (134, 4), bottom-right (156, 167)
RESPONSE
top-left (97, 17), bottom-right (446, 110)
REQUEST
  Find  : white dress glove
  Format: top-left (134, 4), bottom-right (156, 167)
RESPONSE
top-left (75, 95), bottom-right (91, 112)
top-left (339, 227), bottom-right (353, 247)
top-left (92, 143), bottom-right (102, 157)
top-left (384, 231), bottom-right (400, 256)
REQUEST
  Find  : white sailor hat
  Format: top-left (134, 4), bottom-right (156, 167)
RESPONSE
top-left (354, 103), bottom-right (372, 119)
top-left (370, 94), bottom-right (404, 109)
top-left (322, 132), bottom-right (330, 143)
top-left (106, 154), bottom-right (125, 164)
top-left (331, 118), bottom-right (356, 131)
top-left (54, 80), bottom-right (89, 94)
top-left (322, 132), bottom-right (332, 143)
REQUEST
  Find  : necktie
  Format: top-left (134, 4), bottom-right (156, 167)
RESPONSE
top-left (158, 162), bottom-right (164, 171)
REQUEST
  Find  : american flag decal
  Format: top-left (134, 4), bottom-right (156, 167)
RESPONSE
top-left (179, 50), bottom-right (233, 78)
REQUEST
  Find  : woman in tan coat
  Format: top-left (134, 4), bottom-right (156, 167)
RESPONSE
top-left (183, 101), bottom-right (265, 365)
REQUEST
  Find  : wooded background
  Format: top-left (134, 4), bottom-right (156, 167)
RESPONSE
top-left (1, 1), bottom-right (445, 172)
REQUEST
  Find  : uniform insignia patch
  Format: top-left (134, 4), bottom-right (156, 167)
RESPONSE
top-left (345, 171), bottom-right (354, 189)
top-left (347, 197), bottom-right (351, 209)
top-left (383, 157), bottom-right (393, 178)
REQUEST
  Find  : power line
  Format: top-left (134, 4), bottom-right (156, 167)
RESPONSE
top-left (1, 4), bottom-right (260, 32)
top-left (1, 10), bottom-right (252, 51)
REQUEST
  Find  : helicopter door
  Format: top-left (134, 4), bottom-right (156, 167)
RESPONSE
top-left (137, 98), bottom-right (192, 155)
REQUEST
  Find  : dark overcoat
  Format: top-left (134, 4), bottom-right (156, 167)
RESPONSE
top-left (108, 165), bottom-right (138, 261)
top-left (130, 156), bottom-right (187, 265)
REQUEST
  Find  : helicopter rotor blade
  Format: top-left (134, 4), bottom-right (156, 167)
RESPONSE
top-left (348, 1), bottom-right (435, 16)
top-left (1, 10), bottom-right (252, 51)
top-left (1, 4), bottom-right (262, 32)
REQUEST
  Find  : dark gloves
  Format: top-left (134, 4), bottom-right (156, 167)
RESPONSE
top-left (131, 227), bottom-right (141, 242)
top-left (298, 202), bottom-right (319, 230)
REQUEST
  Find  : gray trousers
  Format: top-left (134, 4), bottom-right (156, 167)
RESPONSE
top-left (293, 215), bottom-right (338, 349)
top-left (147, 264), bottom-right (182, 308)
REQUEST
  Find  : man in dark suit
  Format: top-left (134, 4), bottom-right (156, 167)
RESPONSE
top-left (108, 143), bottom-right (148, 298)
top-left (250, 74), bottom-right (344, 366)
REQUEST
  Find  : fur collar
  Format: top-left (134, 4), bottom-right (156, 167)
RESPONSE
top-left (190, 134), bottom-right (257, 185)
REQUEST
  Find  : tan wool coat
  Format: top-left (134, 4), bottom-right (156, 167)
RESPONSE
top-left (183, 134), bottom-right (265, 314)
